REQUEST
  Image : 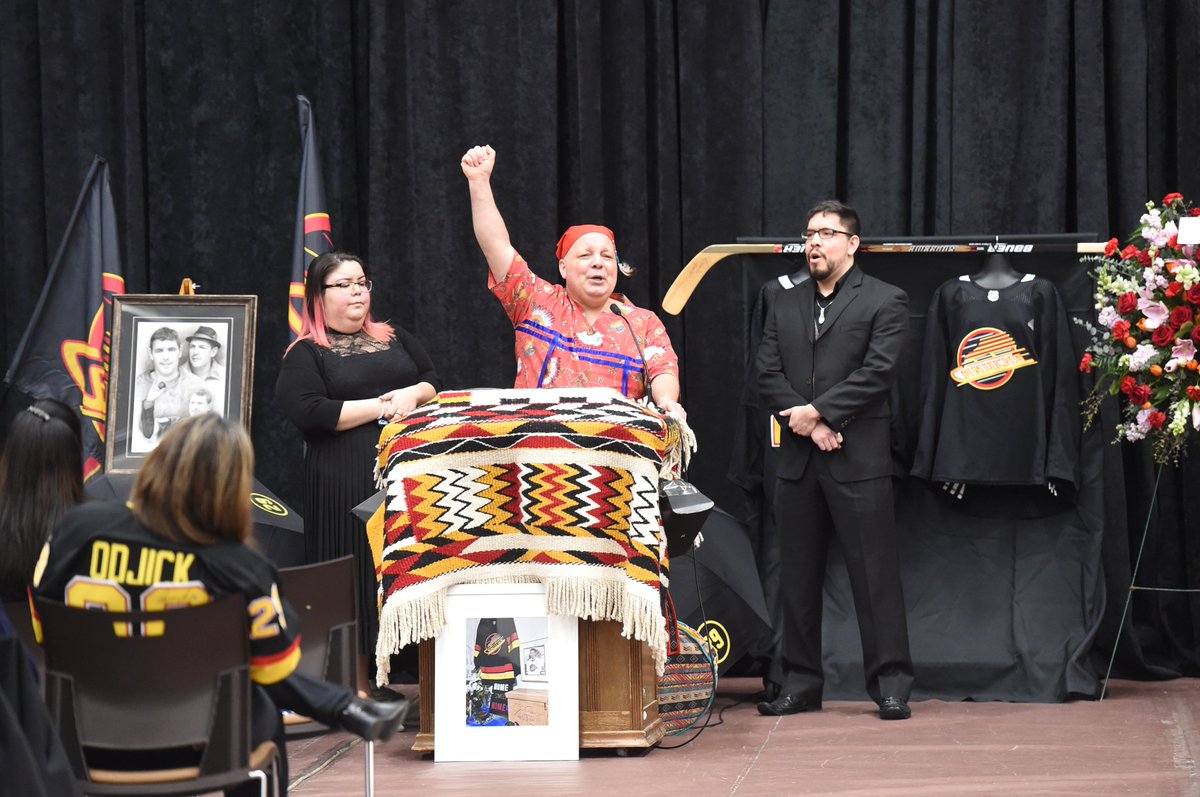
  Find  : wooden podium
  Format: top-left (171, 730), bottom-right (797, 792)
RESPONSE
top-left (412, 618), bottom-right (664, 752)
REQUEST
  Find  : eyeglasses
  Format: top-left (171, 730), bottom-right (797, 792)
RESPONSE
top-left (323, 279), bottom-right (373, 293)
top-left (803, 228), bottom-right (854, 241)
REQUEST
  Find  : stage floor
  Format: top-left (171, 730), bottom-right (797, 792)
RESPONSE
top-left (285, 677), bottom-right (1200, 796)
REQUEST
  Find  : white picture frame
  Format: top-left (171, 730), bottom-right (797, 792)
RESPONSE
top-left (434, 583), bottom-right (578, 762)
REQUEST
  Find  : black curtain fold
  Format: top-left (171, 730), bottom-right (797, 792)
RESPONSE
top-left (1, 0), bottom-right (1198, 683)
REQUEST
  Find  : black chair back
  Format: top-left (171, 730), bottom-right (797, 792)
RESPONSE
top-left (35, 595), bottom-right (259, 784)
top-left (279, 555), bottom-right (358, 691)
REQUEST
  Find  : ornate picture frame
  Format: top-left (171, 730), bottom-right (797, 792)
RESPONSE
top-left (105, 294), bottom-right (257, 473)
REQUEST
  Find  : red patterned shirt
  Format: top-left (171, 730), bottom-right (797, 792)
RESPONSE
top-left (489, 254), bottom-right (680, 398)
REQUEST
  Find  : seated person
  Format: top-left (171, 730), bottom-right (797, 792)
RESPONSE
top-left (461, 144), bottom-right (686, 420)
top-left (0, 400), bottom-right (84, 604)
top-left (32, 414), bottom-right (406, 795)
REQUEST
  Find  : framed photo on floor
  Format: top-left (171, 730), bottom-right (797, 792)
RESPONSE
top-left (434, 583), bottom-right (578, 762)
top-left (105, 294), bottom-right (257, 473)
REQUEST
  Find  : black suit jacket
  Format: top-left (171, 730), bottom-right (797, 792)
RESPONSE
top-left (756, 265), bottom-right (908, 483)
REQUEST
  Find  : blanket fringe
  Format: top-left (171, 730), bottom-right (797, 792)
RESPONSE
top-left (375, 575), bottom-right (668, 685)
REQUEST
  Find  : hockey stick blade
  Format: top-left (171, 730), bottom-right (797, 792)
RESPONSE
top-left (661, 244), bottom-right (785, 315)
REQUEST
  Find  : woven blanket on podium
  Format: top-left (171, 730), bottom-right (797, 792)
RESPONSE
top-left (372, 388), bottom-right (684, 683)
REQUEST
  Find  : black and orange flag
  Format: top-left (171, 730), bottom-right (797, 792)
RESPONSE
top-left (3, 156), bottom-right (126, 479)
top-left (289, 95), bottom-right (334, 339)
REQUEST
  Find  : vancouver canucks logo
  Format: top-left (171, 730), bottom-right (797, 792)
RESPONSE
top-left (483, 633), bottom-right (505, 656)
top-left (950, 327), bottom-right (1037, 390)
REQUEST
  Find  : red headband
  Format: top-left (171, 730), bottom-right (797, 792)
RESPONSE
top-left (555, 224), bottom-right (616, 261)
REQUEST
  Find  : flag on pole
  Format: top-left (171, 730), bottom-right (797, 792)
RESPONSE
top-left (289, 94), bottom-right (334, 339)
top-left (3, 156), bottom-right (126, 479)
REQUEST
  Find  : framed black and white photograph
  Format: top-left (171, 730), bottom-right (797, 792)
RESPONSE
top-left (105, 294), bottom-right (256, 473)
top-left (521, 636), bottom-right (548, 683)
top-left (435, 583), bottom-right (578, 762)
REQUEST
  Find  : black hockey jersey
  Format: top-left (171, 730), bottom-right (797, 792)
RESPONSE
top-left (32, 500), bottom-right (301, 685)
top-left (473, 617), bottom-right (521, 681)
top-left (911, 274), bottom-right (1079, 489)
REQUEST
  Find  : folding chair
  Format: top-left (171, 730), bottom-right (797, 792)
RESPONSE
top-left (279, 555), bottom-right (377, 796)
top-left (36, 595), bottom-right (280, 796)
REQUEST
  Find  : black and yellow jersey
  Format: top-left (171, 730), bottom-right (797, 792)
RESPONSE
top-left (32, 500), bottom-right (301, 685)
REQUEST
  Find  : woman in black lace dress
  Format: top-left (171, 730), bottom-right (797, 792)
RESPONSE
top-left (276, 252), bottom-right (441, 693)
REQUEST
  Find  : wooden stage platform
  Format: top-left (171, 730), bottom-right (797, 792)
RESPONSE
top-left (284, 676), bottom-right (1200, 795)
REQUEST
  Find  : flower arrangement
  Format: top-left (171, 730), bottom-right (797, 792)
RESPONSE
top-left (1079, 192), bottom-right (1200, 464)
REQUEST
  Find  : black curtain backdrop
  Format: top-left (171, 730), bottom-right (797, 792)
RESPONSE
top-left (1, 1), bottom-right (1197, 684)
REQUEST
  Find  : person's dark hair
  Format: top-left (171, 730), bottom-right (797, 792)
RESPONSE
top-left (0, 399), bottom-right (84, 600)
top-left (149, 326), bottom-right (182, 349)
top-left (131, 413), bottom-right (254, 547)
top-left (289, 251), bottom-right (395, 352)
top-left (806, 200), bottom-right (861, 237)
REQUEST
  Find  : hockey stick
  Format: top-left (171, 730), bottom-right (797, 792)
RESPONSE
top-left (661, 241), bottom-right (1107, 315)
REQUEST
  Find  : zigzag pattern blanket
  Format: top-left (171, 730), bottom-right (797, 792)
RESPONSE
top-left (373, 388), bottom-right (686, 683)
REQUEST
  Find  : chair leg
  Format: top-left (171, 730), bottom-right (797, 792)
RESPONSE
top-left (364, 739), bottom-right (374, 797)
top-left (249, 767), bottom-right (268, 797)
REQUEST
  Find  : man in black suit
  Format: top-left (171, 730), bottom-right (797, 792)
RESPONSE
top-left (755, 200), bottom-right (914, 720)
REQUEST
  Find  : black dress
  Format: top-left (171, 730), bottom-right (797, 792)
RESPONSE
top-left (276, 328), bottom-right (442, 657)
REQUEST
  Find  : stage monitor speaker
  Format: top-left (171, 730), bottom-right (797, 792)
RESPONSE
top-left (660, 479), bottom-right (714, 558)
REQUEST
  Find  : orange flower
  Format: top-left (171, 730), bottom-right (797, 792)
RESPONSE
top-left (1149, 364), bottom-right (1163, 377)
top-left (1125, 336), bottom-right (1139, 349)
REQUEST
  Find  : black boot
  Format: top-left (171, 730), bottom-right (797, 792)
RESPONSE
top-left (338, 696), bottom-right (408, 742)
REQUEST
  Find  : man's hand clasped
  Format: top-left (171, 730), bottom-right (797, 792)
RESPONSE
top-left (781, 404), bottom-right (842, 450)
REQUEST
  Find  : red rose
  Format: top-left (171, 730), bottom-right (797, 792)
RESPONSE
top-left (1120, 375), bottom-right (1136, 395)
top-left (1151, 325), bottom-right (1177, 347)
top-left (1191, 208), bottom-right (1200, 217)
top-left (1112, 319), bottom-right (1132, 340)
top-left (1166, 281), bottom-right (1184, 298)
top-left (1188, 386), bottom-right (1200, 402)
top-left (1162, 192), bottom-right (1184, 206)
top-left (1138, 249), bottom-right (1153, 266)
top-left (1079, 353), bottom-right (1094, 373)
top-left (1120, 244), bottom-right (1142, 261)
top-left (1170, 305), bottom-right (1194, 326)
top-left (1187, 285), bottom-right (1200, 306)
top-left (1116, 292), bottom-right (1139, 314)
top-left (1168, 234), bottom-right (1179, 250)
top-left (1148, 411), bottom-right (1167, 429)
top-left (1104, 238), bottom-right (1120, 256)
top-left (1192, 326), bottom-right (1200, 346)
top-left (1130, 384), bottom-right (1152, 405)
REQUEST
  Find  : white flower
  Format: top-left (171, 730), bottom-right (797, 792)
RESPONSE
top-left (1169, 402), bottom-right (1189, 435)
top-left (1175, 262), bottom-right (1199, 289)
top-left (1128, 344), bottom-right (1159, 371)
top-left (1098, 306), bottom-right (1120, 328)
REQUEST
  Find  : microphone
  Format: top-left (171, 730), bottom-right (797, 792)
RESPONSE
top-left (610, 303), bottom-right (651, 399)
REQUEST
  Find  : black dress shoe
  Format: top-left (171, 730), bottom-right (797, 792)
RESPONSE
top-left (368, 685), bottom-right (406, 703)
top-left (879, 696), bottom-right (911, 720)
top-left (339, 696), bottom-right (409, 741)
top-left (756, 693), bottom-right (821, 716)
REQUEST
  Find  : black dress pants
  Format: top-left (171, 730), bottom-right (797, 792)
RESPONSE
top-left (774, 455), bottom-right (914, 704)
